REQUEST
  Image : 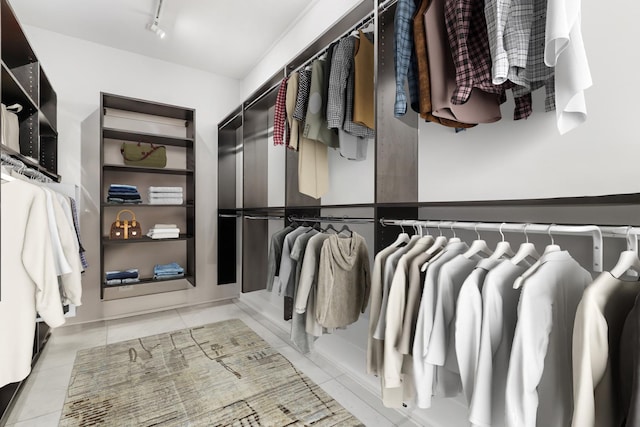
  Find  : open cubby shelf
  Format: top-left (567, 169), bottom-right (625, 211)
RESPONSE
top-left (99, 92), bottom-right (196, 301)
top-left (103, 127), bottom-right (194, 148)
top-left (103, 275), bottom-right (194, 287)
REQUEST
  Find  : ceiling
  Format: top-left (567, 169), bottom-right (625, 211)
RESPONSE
top-left (10, 0), bottom-right (317, 80)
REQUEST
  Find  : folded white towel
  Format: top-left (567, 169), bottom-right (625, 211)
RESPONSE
top-left (148, 233), bottom-right (180, 239)
top-left (148, 186), bottom-right (183, 193)
top-left (153, 224), bottom-right (178, 229)
top-left (148, 228), bottom-right (180, 234)
top-left (148, 192), bottom-right (184, 198)
top-left (149, 198), bottom-right (183, 205)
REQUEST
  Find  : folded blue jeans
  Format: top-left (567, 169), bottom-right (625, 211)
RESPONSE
top-left (106, 269), bottom-right (139, 280)
top-left (153, 273), bottom-right (185, 280)
top-left (109, 184), bottom-right (139, 192)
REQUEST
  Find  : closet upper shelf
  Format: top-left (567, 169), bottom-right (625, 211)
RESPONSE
top-left (103, 164), bottom-right (194, 175)
top-left (1, 62), bottom-right (37, 117)
top-left (0, 145), bottom-right (61, 182)
top-left (102, 203), bottom-right (194, 208)
top-left (102, 235), bottom-right (192, 245)
top-left (103, 128), bottom-right (194, 148)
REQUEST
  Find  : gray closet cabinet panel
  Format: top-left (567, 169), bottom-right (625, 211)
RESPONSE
top-left (375, 4), bottom-right (418, 204)
top-left (243, 105), bottom-right (269, 208)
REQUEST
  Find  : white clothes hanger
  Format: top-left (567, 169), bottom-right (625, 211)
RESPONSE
top-left (510, 223), bottom-right (540, 268)
top-left (390, 223), bottom-right (410, 247)
top-left (489, 222), bottom-right (515, 260)
top-left (422, 221), bottom-right (453, 271)
top-left (513, 224), bottom-right (560, 289)
top-left (543, 224), bottom-right (561, 254)
top-left (448, 221), bottom-right (462, 243)
top-left (610, 227), bottom-right (640, 279)
top-left (361, 21), bottom-right (375, 34)
top-left (463, 223), bottom-right (494, 258)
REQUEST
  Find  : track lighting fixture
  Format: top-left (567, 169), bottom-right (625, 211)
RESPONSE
top-left (147, 0), bottom-right (166, 39)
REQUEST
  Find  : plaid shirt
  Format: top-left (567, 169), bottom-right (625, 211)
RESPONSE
top-left (327, 36), bottom-right (375, 139)
top-left (485, 0), bottom-right (533, 87)
top-left (512, 0), bottom-right (555, 118)
top-left (445, 0), bottom-right (505, 105)
top-left (293, 69), bottom-right (312, 121)
top-left (273, 77), bottom-right (288, 146)
top-left (394, 0), bottom-right (419, 117)
top-left (413, 0), bottom-right (476, 128)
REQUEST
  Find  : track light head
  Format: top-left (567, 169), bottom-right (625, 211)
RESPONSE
top-left (148, 0), bottom-right (167, 39)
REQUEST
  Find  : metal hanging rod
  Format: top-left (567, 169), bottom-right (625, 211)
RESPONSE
top-left (378, 0), bottom-right (399, 15)
top-left (289, 216), bottom-right (375, 224)
top-left (381, 219), bottom-right (605, 271)
top-left (218, 214), bottom-right (241, 218)
top-left (288, 12), bottom-right (376, 76)
top-left (245, 215), bottom-right (285, 221)
top-left (244, 80), bottom-right (283, 111)
top-left (380, 219), bottom-right (640, 272)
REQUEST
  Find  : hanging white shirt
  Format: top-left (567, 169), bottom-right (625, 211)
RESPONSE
top-left (455, 257), bottom-right (501, 406)
top-left (373, 235), bottom-right (421, 340)
top-left (544, 0), bottom-right (591, 134)
top-left (367, 241), bottom-right (400, 376)
top-left (427, 253), bottom-right (481, 397)
top-left (384, 238), bottom-right (434, 396)
top-left (1, 180), bottom-right (65, 387)
top-left (505, 251), bottom-right (592, 427)
top-left (277, 226), bottom-right (311, 296)
top-left (412, 241), bottom-right (468, 408)
top-left (469, 260), bottom-right (527, 427)
top-left (46, 189), bottom-right (83, 306)
top-left (42, 185), bottom-right (72, 276)
top-left (571, 272), bottom-right (640, 427)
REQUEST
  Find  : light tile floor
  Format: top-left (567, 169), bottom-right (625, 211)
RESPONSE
top-left (4, 299), bottom-right (419, 427)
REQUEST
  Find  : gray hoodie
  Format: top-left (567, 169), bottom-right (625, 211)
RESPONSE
top-left (316, 232), bottom-right (371, 328)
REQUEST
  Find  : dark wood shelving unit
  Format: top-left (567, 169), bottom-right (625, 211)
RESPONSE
top-left (99, 92), bottom-right (196, 300)
top-left (0, 0), bottom-right (60, 424)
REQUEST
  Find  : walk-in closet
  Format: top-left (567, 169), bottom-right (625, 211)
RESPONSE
top-left (0, 0), bottom-right (637, 426)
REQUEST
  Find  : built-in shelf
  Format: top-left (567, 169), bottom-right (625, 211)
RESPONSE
top-left (99, 93), bottom-right (196, 301)
top-left (102, 234), bottom-right (192, 245)
top-left (102, 202), bottom-right (194, 208)
top-left (1, 61), bottom-right (37, 116)
top-left (103, 275), bottom-right (194, 287)
top-left (103, 127), bottom-right (194, 148)
top-left (0, 145), bottom-right (60, 181)
top-left (103, 164), bottom-right (194, 175)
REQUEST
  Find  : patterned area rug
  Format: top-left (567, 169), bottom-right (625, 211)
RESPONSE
top-left (59, 319), bottom-right (363, 426)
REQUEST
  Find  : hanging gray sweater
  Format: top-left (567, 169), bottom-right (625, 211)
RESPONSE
top-left (316, 232), bottom-right (371, 328)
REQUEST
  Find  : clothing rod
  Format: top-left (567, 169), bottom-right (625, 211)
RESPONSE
top-left (288, 11), bottom-right (376, 75)
top-left (218, 112), bottom-right (242, 130)
top-left (378, 0), bottom-right (398, 14)
top-left (289, 216), bottom-right (375, 224)
top-left (218, 214), bottom-right (240, 218)
top-left (244, 81), bottom-right (282, 111)
top-left (380, 219), bottom-right (605, 271)
top-left (245, 215), bottom-right (284, 220)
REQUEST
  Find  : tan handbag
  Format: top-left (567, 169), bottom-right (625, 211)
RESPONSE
top-left (110, 209), bottom-right (142, 239)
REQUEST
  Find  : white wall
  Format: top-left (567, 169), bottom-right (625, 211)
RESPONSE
top-left (241, 0), bottom-right (364, 99)
top-left (22, 25), bottom-right (242, 323)
top-left (417, 0), bottom-right (639, 201)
